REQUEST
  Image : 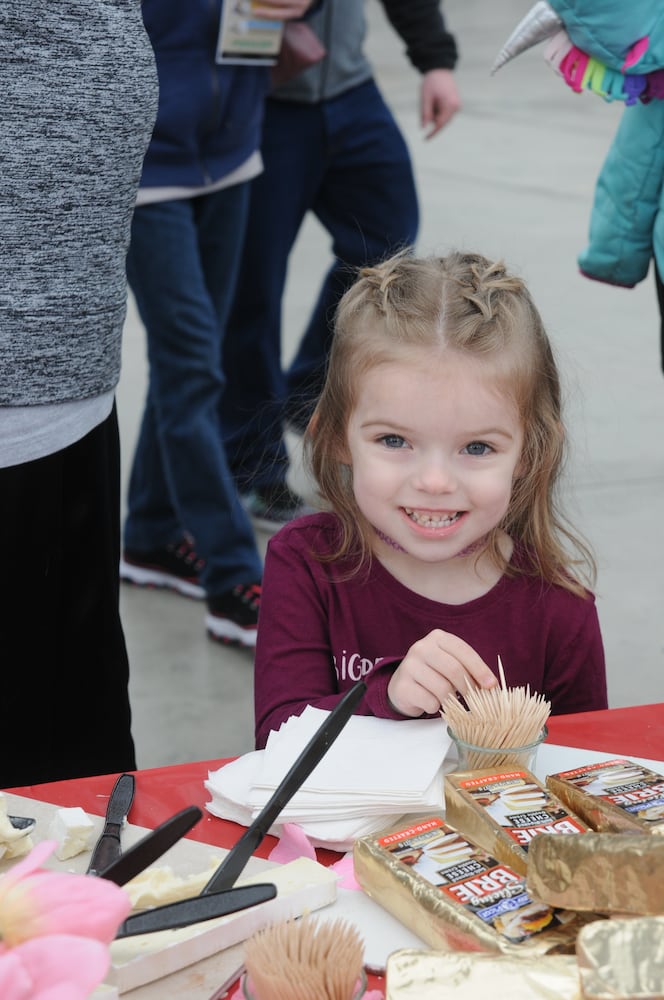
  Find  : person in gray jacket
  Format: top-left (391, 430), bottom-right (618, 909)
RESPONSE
top-left (0, 1), bottom-right (158, 786)
top-left (222, 0), bottom-right (461, 529)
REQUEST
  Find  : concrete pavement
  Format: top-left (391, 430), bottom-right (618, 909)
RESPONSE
top-left (117, 0), bottom-right (664, 769)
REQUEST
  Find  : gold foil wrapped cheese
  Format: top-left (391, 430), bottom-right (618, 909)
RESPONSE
top-left (546, 759), bottom-right (664, 835)
top-left (385, 949), bottom-right (582, 999)
top-left (527, 832), bottom-right (664, 915)
top-left (353, 813), bottom-right (591, 957)
top-left (444, 768), bottom-right (588, 876)
top-left (576, 916), bottom-right (664, 999)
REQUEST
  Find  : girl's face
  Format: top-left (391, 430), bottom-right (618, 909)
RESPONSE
top-left (345, 351), bottom-right (524, 571)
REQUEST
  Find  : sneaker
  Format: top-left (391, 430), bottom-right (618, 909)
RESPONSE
top-left (120, 537), bottom-right (205, 600)
top-left (206, 582), bottom-right (261, 647)
top-left (242, 484), bottom-right (311, 532)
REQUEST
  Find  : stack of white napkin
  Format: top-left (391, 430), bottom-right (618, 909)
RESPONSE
top-left (205, 708), bottom-right (452, 852)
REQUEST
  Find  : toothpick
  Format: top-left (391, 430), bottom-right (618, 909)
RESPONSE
top-left (497, 654), bottom-right (507, 691)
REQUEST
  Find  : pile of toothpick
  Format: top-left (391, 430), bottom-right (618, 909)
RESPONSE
top-left (441, 655), bottom-right (551, 768)
top-left (243, 915), bottom-right (364, 1000)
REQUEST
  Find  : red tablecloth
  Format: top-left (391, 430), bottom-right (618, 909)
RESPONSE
top-left (7, 702), bottom-right (664, 854)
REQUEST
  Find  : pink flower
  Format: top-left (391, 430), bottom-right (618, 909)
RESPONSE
top-left (0, 840), bottom-right (132, 999)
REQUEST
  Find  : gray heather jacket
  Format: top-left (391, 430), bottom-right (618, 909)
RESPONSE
top-left (0, 2), bottom-right (157, 406)
top-left (273, 0), bottom-right (458, 104)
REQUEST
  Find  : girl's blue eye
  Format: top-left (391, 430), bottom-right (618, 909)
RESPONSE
top-left (379, 434), bottom-right (407, 449)
top-left (464, 441), bottom-right (492, 456)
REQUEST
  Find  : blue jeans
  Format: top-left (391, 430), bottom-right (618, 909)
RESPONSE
top-left (124, 186), bottom-right (262, 597)
top-left (222, 79), bottom-right (419, 491)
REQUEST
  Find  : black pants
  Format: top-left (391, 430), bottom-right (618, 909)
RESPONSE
top-left (0, 405), bottom-right (136, 787)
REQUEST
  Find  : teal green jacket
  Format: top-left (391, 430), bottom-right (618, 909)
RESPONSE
top-left (548, 0), bottom-right (664, 286)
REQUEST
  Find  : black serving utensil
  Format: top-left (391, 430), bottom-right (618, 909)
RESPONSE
top-left (96, 805), bottom-right (203, 885)
top-left (9, 815), bottom-right (36, 836)
top-left (115, 882), bottom-right (277, 938)
top-left (201, 680), bottom-right (366, 895)
top-left (86, 772), bottom-right (135, 876)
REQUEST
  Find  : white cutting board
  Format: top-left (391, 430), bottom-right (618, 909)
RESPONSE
top-left (0, 793), bottom-right (339, 997)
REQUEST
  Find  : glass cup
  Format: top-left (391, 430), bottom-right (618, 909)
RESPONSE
top-left (241, 967), bottom-right (367, 999)
top-left (447, 725), bottom-right (548, 773)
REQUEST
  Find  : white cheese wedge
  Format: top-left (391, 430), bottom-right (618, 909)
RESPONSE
top-left (125, 856), bottom-right (221, 909)
top-left (0, 791), bottom-right (34, 860)
top-left (108, 857), bottom-right (338, 994)
top-left (47, 806), bottom-right (95, 860)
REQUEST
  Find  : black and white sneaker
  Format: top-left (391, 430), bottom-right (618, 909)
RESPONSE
top-left (242, 484), bottom-right (312, 533)
top-left (120, 537), bottom-right (205, 600)
top-left (206, 582), bottom-right (261, 647)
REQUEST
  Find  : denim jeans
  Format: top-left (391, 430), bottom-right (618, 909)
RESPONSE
top-left (124, 186), bottom-right (262, 597)
top-left (222, 78), bottom-right (419, 491)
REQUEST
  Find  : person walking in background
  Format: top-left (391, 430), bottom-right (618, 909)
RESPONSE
top-left (254, 251), bottom-right (607, 749)
top-left (0, 1), bottom-right (158, 786)
top-left (222, 0), bottom-right (461, 530)
top-left (119, 0), bottom-right (313, 647)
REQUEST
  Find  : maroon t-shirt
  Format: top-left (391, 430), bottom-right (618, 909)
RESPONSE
top-left (254, 513), bottom-right (608, 749)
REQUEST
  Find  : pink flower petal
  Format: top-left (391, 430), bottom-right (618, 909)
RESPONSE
top-left (0, 841), bottom-right (56, 893)
top-left (0, 936), bottom-right (109, 1000)
top-left (330, 852), bottom-right (361, 890)
top-left (1, 866), bottom-right (130, 946)
top-left (267, 823), bottom-right (316, 865)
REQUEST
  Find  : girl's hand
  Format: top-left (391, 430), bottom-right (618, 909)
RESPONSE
top-left (387, 630), bottom-right (497, 717)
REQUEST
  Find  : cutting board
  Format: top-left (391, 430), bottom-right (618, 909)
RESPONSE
top-left (0, 793), bottom-right (338, 996)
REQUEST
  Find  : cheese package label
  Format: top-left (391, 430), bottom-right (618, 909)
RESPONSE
top-left (546, 758), bottom-right (664, 835)
top-left (444, 769), bottom-right (587, 875)
top-left (354, 814), bottom-right (589, 956)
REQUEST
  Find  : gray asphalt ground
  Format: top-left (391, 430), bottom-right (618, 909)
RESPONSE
top-left (117, 0), bottom-right (664, 768)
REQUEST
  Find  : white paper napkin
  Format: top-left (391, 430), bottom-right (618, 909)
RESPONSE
top-left (205, 712), bottom-right (451, 850)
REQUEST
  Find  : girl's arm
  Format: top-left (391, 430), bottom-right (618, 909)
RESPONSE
top-left (254, 528), bottom-right (376, 749)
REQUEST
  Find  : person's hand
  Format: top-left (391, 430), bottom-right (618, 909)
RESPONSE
top-left (387, 629), bottom-right (496, 717)
top-left (251, 0), bottom-right (314, 20)
top-left (421, 68), bottom-right (461, 139)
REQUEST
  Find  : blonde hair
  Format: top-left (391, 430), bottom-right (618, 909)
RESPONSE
top-left (305, 250), bottom-right (595, 596)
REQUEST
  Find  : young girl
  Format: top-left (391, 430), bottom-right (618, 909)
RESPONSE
top-left (253, 251), bottom-right (608, 749)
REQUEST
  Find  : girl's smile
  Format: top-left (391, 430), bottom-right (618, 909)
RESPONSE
top-left (402, 507), bottom-right (464, 531)
top-left (345, 349), bottom-right (524, 597)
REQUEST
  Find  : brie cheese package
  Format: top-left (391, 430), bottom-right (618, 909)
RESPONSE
top-left (576, 916), bottom-right (664, 1000)
top-left (546, 758), bottom-right (664, 835)
top-left (385, 949), bottom-right (582, 999)
top-left (444, 768), bottom-right (588, 875)
top-left (353, 813), bottom-right (590, 957)
top-left (527, 832), bottom-right (664, 915)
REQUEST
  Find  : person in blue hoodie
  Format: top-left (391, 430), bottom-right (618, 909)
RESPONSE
top-left (120, 0), bottom-right (312, 647)
top-left (220, 0), bottom-right (461, 530)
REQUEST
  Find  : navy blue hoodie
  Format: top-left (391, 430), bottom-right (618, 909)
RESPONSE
top-left (140, 0), bottom-right (271, 188)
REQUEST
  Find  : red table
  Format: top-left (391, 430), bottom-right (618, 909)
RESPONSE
top-left (7, 702), bottom-right (664, 855)
top-left (5, 703), bottom-right (663, 997)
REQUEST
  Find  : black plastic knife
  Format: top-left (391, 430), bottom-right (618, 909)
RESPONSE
top-left (96, 805), bottom-right (203, 885)
top-left (115, 882), bottom-right (277, 938)
top-left (200, 680), bottom-right (367, 895)
top-left (86, 772), bottom-right (135, 876)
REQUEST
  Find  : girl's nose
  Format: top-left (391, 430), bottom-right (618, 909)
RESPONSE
top-left (414, 455), bottom-right (456, 494)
